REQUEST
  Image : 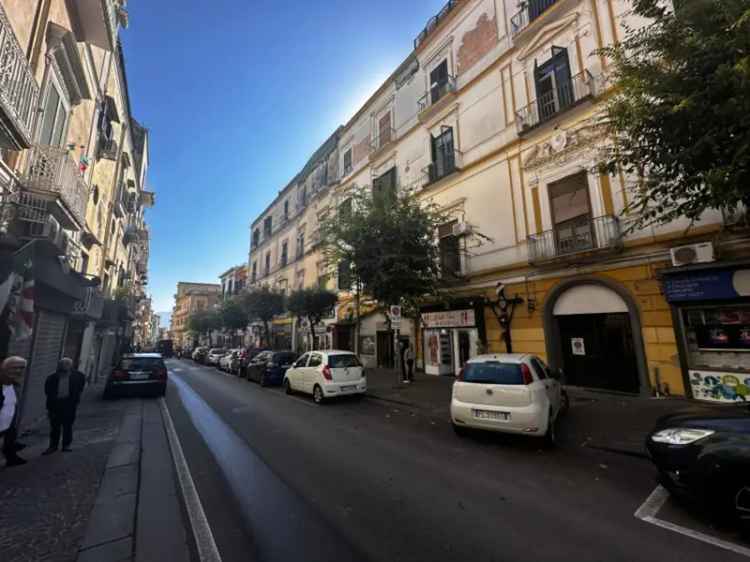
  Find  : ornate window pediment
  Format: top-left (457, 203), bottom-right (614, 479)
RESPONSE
top-left (517, 12), bottom-right (579, 62)
top-left (46, 23), bottom-right (91, 105)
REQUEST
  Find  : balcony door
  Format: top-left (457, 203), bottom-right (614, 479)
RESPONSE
top-left (534, 47), bottom-right (572, 122)
top-left (429, 59), bottom-right (449, 105)
top-left (431, 127), bottom-right (455, 181)
top-left (548, 173), bottom-right (593, 255)
top-left (39, 81), bottom-right (69, 147)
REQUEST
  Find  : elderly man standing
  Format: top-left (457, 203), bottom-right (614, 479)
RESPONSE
top-left (43, 358), bottom-right (86, 454)
top-left (0, 356), bottom-right (28, 467)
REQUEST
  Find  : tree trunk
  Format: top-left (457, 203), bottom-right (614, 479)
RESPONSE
top-left (309, 316), bottom-right (317, 351)
top-left (354, 281), bottom-right (361, 355)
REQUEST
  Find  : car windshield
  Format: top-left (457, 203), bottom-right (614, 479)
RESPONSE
top-left (462, 362), bottom-right (523, 385)
top-left (328, 354), bottom-right (361, 368)
top-left (120, 357), bottom-right (164, 371)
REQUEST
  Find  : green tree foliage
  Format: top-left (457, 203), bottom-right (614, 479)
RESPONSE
top-left (599, 0), bottom-right (750, 229)
top-left (187, 309), bottom-right (221, 343)
top-left (220, 297), bottom-right (248, 332)
top-left (287, 287), bottom-right (338, 350)
top-left (320, 186), bottom-right (448, 312)
top-left (238, 287), bottom-right (286, 346)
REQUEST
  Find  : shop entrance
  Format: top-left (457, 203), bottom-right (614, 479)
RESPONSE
top-left (552, 283), bottom-right (641, 393)
top-left (377, 330), bottom-right (394, 368)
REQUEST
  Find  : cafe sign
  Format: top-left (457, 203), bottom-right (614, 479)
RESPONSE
top-left (422, 309), bottom-right (475, 329)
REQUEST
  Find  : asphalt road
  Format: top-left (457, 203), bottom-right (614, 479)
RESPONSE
top-left (164, 359), bottom-right (745, 562)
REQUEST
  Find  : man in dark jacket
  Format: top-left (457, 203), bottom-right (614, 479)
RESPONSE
top-left (42, 358), bottom-right (85, 454)
top-left (0, 356), bottom-right (28, 467)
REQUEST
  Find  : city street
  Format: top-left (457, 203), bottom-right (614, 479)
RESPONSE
top-left (164, 359), bottom-right (746, 562)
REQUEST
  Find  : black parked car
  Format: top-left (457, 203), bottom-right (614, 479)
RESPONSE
top-left (245, 350), bottom-right (298, 386)
top-left (238, 348), bottom-right (269, 378)
top-left (104, 353), bottom-right (168, 399)
top-left (646, 402), bottom-right (750, 532)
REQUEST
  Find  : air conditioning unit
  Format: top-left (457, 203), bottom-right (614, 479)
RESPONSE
top-left (452, 222), bottom-right (473, 237)
top-left (670, 242), bottom-right (715, 267)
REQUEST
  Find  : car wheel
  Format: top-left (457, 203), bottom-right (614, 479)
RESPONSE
top-left (559, 389), bottom-right (570, 416)
top-left (284, 379), bottom-right (294, 395)
top-left (733, 482), bottom-right (750, 535)
top-left (259, 373), bottom-right (267, 387)
top-left (313, 385), bottom-right (324, 405)
top-left (452, 422), bottom-right (469, 437)
top-left (543, 410), bottom-right (557, 447)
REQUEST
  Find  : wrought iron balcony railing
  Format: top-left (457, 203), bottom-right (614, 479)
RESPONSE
top-left (22, 145), bottom-right (89, 229)
top-left (418, 76), bottom-right (457, 114)
top-left (422, 150), bottom-right (460, 187)
top-left (0, 5), bottom-right (40, 150)
top-left (516, 71), bottom-right (594, 133)
top-left (370, 127), bottom-right (396, 156)
top-left (98, 137), bottom-right (118, 160)
top-left (414, 0), bottom-right (459, 49)
top-left (527, 215), bottom-right (621, 264)
top-left (511, 0), bottom-right (559, 36)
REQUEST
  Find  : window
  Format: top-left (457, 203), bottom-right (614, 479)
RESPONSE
top-left (461, 362), bottom-right (525, 385)
top-left (530, 358), bottom-right (548, 380)
top-left (378, 112), bottom-right (392, 147)
top-left (534, 47), bottom-right (573, 122)
top-left (265, 252), bottom-right (271, 274)
top-left (429, 127), bottom-right (456, 183)
top-left (682, 305), bottom-right (750, 374)
top-left (300, 186), bottom-right (307, 207)
top-left (339, 198), bottom-right (352, 221)
top-left (283, 200), bottom-right (289, 221)
top-left (252, 229), bottom-right (260, 248)
top-left (294, 354), bottom-right (310, 368)
top-left (308, 353), bottom-right (323, 367)
top-left (429, 59), bottom-right (450, 105)
top-left (548, 172), bottom-right (592, 255)
top-left (297, 232), bottom-right (305, 259)
top-left (373, 167), bottom-right (397, 208)
top-left (263, 216), bottom-right (273, 237)
top-left (281, 241), bottom-right (288, 266)
top-left (39, 82), bottom-right (68, 147)
top-left (328, 354), bottom-right (361, 368)
top-left (438, 221), bottom-right (461, 278)
top-left (251, 262), bottom-right (257, 282)
top-left (343, 148), bottom-right (352, 175)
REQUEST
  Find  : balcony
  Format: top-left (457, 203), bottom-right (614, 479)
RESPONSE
top-left (98, 138), bottom-right (118, 160)
top-left (0, 5), bottom-right (41, 150)
top-left (516, 71), bottom-right (594, 134)
top-left (511, 0), bottom-right (559, 37)
top-left (422, 150), bottom-right (461, 188)
top-left (73, 286), bottom-right (105, 319)
top-left (414, 0), bottom-right (459, 49)
top-left (418, 76), bottom-right (457, 123)
top-left (65, 0), bottom-right (123, 51)
top-left (369, 127), bottom-right (397, 162)
top-left (527, 215), bottom-right (621, 264)
top-left (22, 145), bottom-right (89, 229)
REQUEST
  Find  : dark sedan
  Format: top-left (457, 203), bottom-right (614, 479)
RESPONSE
top-left (245, 350), bottom-right (298, 386)
top-left (646, 401), bottom-right (750, 533)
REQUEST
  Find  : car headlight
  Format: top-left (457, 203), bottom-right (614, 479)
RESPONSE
top-left (650, 428), bottom-right (715, 445)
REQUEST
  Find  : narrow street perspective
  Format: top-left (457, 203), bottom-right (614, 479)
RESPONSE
top-left (1, 1), bottom-right (750, 561)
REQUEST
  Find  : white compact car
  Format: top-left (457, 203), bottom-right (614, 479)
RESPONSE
top-left (283, 350), bottom-right (366, 404)
top-left (218, 349), bottom-right (239, 371)
top-left (206, 348), bottom-right (227, 367)
top-left (450, 354), bottom-right (564, 444)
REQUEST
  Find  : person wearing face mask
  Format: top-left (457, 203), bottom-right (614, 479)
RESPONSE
top-left (0, 356), bottom-right (28, 467)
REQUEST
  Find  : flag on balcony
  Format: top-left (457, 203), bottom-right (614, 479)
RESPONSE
top-left (79, 155), bottom-right (90, 175)
top-left (0, 269), bottom-right (34, 341)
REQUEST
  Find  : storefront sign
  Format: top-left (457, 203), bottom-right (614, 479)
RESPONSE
top-left (422, 309), bottom-right (475, 328)
top-left (571, 337), bottom-right (586, 356)
top-left (663, 267), bottom-right (750, 302)
top-left (689, 370), bottom-right (750, 403)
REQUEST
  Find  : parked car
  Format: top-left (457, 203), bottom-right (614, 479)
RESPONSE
top-left (206, 348), bottom-right (227, 366)
top-left (219, 349), bottom-right (241, 372)
top-left (192, 347), bottom-right (208, 363)
top-left (239, 348), bottom-right (269, 377)
top-left (104, 353), bottom-right (167, 399)
top-left (246, 350), bottom-right (298, 386)
top-left (283, 350), bottom-right (366, 403)
top-left (646, 402), bottom-right (750, 533)
top-left (450, 354), bottom-right (564, 445)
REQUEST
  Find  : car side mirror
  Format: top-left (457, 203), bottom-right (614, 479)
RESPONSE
top-left (552, 368), bottom-right (564, 380)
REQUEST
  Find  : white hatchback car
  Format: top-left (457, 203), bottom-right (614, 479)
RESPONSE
top-left (284, 350), bottom-right (366, 404)
top-left (450, 354), bottom-right (564, 444)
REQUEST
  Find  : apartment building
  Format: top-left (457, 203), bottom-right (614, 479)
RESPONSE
top-left (170, 282), bottom-right (221, 349)
top-left (245, 0), bottom-right (748, 400)
top-left (219, 264), bottom-right (247, 300)
top-left (0, 0), bottom-right (154, 428)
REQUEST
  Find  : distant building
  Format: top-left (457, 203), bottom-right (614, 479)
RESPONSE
top-left (219, 264), bottom-right (248, 299)
top-left (170, 282), bottom-right (221, 349)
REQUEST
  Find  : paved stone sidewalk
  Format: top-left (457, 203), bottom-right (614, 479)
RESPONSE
top-left (0, 385), bottom-right (127, 562)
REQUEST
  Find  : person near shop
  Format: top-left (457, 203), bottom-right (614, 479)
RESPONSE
top-left (404, 344), bottom-right (415, 383)
top-left (400, 340), bottom-right (409, 383)
top-left (0, 356), bottom-right (28, 467)
top-left (42, 358), bottom-right (86, 455)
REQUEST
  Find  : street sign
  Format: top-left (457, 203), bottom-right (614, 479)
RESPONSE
top-left (389, 305), bottom-right (401, 328)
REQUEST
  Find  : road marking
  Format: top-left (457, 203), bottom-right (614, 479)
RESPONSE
top-left (634, 485), bottom-right (750, 558)
top-left (160, 397), bottom-right (223, 562)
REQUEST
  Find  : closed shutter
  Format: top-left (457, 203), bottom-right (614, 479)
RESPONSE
top-left (18, 310), bottom-right (67, 431)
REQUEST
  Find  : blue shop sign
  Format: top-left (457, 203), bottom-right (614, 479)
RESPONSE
top-left (664, 267), bottom-right (750, 302)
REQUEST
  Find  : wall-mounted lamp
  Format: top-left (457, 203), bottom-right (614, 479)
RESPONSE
top-left (488, 282), bottom-right (524, 353)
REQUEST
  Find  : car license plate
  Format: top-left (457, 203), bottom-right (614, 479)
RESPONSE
top-left (472, 409), bottom-right (509, 421)
top-left (341, 385), bottom-right (356, 391)
top-left (130, 372), bottom-right (149, 380)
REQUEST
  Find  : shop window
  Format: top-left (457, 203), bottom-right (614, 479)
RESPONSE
top-left (683, 306), bottom-right (750, 374)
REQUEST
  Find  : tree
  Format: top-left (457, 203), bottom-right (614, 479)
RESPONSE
top-left (287, 287), bottom-right (338, 350)
top-left (320, 186), bottom-right (449, 350)
top-left (238, 287), bottom-right (286, 347)
top-left (220, 297), bottom-right (248, 332)
top-left (187, 309), bottom-right (221, 345)
top-left (599, 0), bottom-right (750, 230)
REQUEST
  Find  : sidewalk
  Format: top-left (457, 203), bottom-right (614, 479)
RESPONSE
top-left (0, 385), bottom-right (192, 562)
top-left (365, 367), bottom-right (691, 456)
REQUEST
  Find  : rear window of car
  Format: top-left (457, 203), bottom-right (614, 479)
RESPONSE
top-left (120, 357), bottom-right (165, 370)
top-left (209, 349), bottom-right (225, 354)
top-left (462, 362), bottom-right (523, 385)
top-left (328, 354), bottom-right (361, 368)
top-left (273, 352), bottom-right (297, 363)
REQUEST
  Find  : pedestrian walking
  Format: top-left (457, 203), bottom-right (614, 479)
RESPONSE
top-left (42, 358), bottom-right (86, 455)
top-left (0, 356), bottom-right (28, 467)
top-left (400, 340), bottom-right (409, 384)
top-left (405, 344), bottom-right (415, 383)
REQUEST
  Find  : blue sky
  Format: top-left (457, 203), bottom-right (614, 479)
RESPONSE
top-left (120, 0), bottom-right (446, 319)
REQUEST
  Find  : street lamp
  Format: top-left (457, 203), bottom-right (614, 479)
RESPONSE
top-left (488, 282), bottom-right (524, 353)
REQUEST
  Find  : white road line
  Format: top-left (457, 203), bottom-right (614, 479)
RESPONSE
top-left (160, 398), bottom-right (222, 562)
top-left (634, 485), bottom-right (750, 558)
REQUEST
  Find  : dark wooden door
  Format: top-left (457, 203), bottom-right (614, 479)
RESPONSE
top-left (558, 313), bottom-right (639, 393)
top-left (377, 331), bottom-right (394, 368)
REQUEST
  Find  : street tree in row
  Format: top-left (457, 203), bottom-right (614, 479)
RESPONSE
top-left (238, 286), bottom-right (286, 347)
top-left (187, 309), bottom-right (221, 346)
top-left (599, 0), bottom-right (750, 230)
top-left (320, 184), bottom-right (449, 350)
top-left (220, 297), bottom-right (249, 346)
top-left (287, 287), bottom-right (338, 350)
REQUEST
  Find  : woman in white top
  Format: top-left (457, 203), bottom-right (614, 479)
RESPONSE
top-left (0, 356), bottom-right (28, 467)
